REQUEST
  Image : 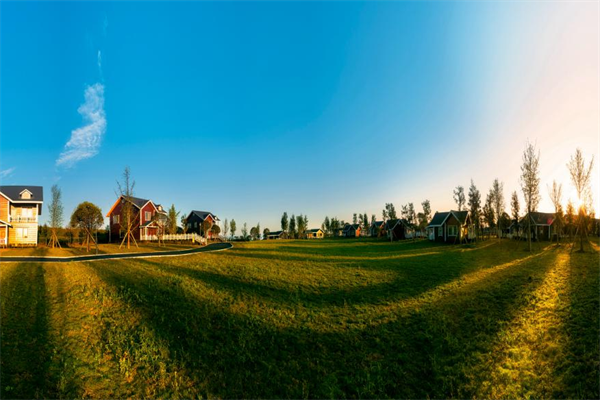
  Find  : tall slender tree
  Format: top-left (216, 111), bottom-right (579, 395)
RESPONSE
top-left (117, 166), bottom-right (138, 249)
top-left (281, 212), bottom-right (289, 235)
top-left (223, 218), bottom-right (229, 239)
top-left (453, 186), bottom-right (466, 211)
top-left (491, 178), bottom-right (505, 237)
top-left (520, 142), bottom-right (541, 251)
top-left (384, 203), bottom-right (397, 220)
top-left (167, 204), bottom-right (180, 234)
top-left (567, 148), bottom-right (595, 252)
top-left (181, 215), bottom-right (188, 234)
top-left (510, 191), bottom-right (520, 239)
top-left (468, 181), bottom-right (481, 239)
top-left (48, 184), bottom-right (64, 248)
top-left (547, 180), bottom-right (563, 244)
top-left (289, 214), bottom-right (296, 239)
top-left (230, 219), bottom-right (237, 238)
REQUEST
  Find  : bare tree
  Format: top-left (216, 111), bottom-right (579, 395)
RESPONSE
top-left (567, 148), bottom-right (595, 252)
top-left (520, 142), bottom-right (541, 252)
top-left (547, 180), bottom-right (563, 244)
top-left (468, 181), bottom-right (481, 240)
top-left (223, 218), bottom-right (229, 240)
top-left (116, 167), bottom-right (138, 249)
top-left (48, 184), bottom-right (64, 248)
top-left (453, 186), bottom-right (465, 211)
top-left (510, 191), bottom-right (520, 239)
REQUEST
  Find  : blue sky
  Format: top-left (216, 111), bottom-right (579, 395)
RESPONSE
top-left (1, 1), bottom-right (597, 230)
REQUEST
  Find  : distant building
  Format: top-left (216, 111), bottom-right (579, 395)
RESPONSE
top-left (369, 221), bottom-right (385, 237)
top-left (184, 210), bottom-right (219, 239)
top-left (0, 185), bottom-right (44, 247)
top-left (519, 212), bottom-right (556, 241)
top-left (385, 218), bottom-right (412, 241)
top-left (342, 224), bottom-right (361, 238)
top-left (106, 195), bottom-right (167, 242)
top-left (266, 230), bottom-right (286, 240)
top-left (427, 210), bottom-right (474, 243)
top-left (305, 228), bottom-right (324, 239)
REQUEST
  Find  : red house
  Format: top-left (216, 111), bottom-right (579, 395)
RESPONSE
top-left (106, 196), bottom-right (167, 242)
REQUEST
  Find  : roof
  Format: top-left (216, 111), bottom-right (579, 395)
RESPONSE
top-left (307, 228), bottom-right (322, 233)
top-left (267, 230), bottom-right (283, 236)
top-left (0, 186), bottom-right (44, 202)
top-left (188, 210), bottom-right (218, 221)
top-left (427, 212), bottom-right (450, 227)
top-left (427, 210), bottom-right (469, 227)
top-left (372, 221), bottom-right (385, 228)
top-left (522, 212), bottom-right (555, 226)
top-left (385, 219), bottom-right (410, 230)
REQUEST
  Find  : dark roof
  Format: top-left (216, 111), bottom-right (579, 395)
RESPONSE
top-left (522, 212), bottom-right (555, 226)
top-left (307, 228), bottom-right (322, 233)
top-left (0, 186), bottom-right (44, 202)
top-left (373, 221), bottom-right (384, 228)
top-left (427, 212), bottom-right (449, 227)
top-left (189, 210), bottom-right (217, 221)
top-left (427, 210), bottom-right (469, 227)
top-left (385, 219), bottom-right (411, 229)
top-left (351, 224), bottom-right (361, 229)
top-left (267, 230), bottom-right (283, 236)
top-left (124, 196), bottom-right (150, 209)
top-left (452, 210), bottom-right (469, 225)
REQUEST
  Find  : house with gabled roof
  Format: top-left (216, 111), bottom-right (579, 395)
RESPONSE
top-left (342, 224), bottom-right (361, 238)
top-left (106, 195), bottom-right (167, 242)
top-left (266, 230), bottom-right (287, 240)
top-left (369, 221), bottom-right (385, 237)
top-left (184, 210), bottom-right (220, 239)
top-left (426, 210), bottom-right (474, 243)
top-left (519, 211), bottom-right (556, 241)
top-left (0, 185), bottom-right (44, 247)
top-left (385, 218), bottom-right (412, 241)
top-left (305, 228), bottom-right (324, 239)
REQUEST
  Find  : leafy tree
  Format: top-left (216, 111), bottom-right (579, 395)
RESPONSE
top-left (548, 180), bottom-right (563, 244)
top-left (70, 201), bottom-right (103, 252)
top-left (256, 222), bottom-right (261, 240)
top-left (468, 181), bottom-right (481, 238)
top-left (407, 203), bottom-right (416, 239)
top-left (453, 185), bottom-right (465, 211)
top-left (491, 179), bottom-right (505, 237)
top-left (323, 216), bottom-right (331, 236)
top-left (289, 214), bottom-right (296, 239)
top-left (353, 213), bottom-right (358, 225)
top-left (201, 220), bottom-right (212, 239)
top-left (483, 191), bottom-right (495, 238)
top-left (567, 148), bottom-right (595, 252)
top-left (565, 200), bottom-right (575, 240)
top-left (510, 191), bottom-right (520, 225)
top-left (116, 166), bottom-right (138, 249)
top-left (421, 200), bottom-right (431, 225)
top-left (281, 212), bottom-right (289, 234)
top-left (211, 224), bottom-right (221, 237)
top-left (384, 203), bottom-right (397, 220)
top-left (263, 227), bottom-right (270, 238)
top-left (181, 215), bottom-right (188, 234)
top-left (48, 184), bottom-right (64, 248)
top-left (297, 214), bottom-right (306, 239)
top-left (250, 226), bottom-right (259, 240)
top-left (241, 222), bottom-right (248, 240)
top-left (167, 204), bottom-right (180, 234)
top-left (230, 219), bottom-right (237, 238)
top-left (520, 141), bottom-right (541, 251)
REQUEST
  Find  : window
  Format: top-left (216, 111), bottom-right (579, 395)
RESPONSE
top-left (16, 228), bottom-right (28, 239)
top-left (145, 211), bottom-right (152, 221)
top-left (448, 225), bottom-right (458, 236)
top-left (438, 226), bottom-right (443, 236)
top-left (113, 215), bottom-right (120, 224)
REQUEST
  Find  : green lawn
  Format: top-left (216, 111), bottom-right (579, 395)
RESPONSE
top-left (1, 238), bottom-right (598, 398)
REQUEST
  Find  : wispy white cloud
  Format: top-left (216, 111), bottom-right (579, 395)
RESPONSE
top-left (0, 167), bottom-right (16, 178)
top-left (97, 50), bottom-right (103, 80)
top-left (56, 83), bottom-right (106, 168)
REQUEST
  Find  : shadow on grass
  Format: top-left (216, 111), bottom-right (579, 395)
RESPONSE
top-left (87, 246), bottom-right (560, 398)
top-left (0, 260), bottom-right (56, 399)
top-left (141, 242), bottom-right (544, 310)
top-left (558, 249), bottom-right (600, 398)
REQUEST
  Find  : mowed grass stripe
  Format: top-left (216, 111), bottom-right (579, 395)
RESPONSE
top-left (472, 249), bottom-right (572, 398)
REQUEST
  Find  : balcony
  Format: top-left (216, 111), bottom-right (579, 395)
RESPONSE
top-left (10, 216), bottom-right (37, 223)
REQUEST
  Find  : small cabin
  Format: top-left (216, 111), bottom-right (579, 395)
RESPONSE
top-left (306, 228), bottom-right (324, 239)
top-left (385, 219), bottom-right (412, 241)
top-left (266, 230), bottom-right (287, 240)
top-left (427, 210), bottom-right (474, 243)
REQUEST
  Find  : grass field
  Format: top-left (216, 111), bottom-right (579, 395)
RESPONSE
top-left (0, 242), bottom-right (197, 257)
top-left (1, 238), bottom-right (598, 398)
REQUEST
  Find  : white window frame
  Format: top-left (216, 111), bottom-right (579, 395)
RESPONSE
top-left (448, 225), bottom-right (458, 236)
top-left (114, 215), bottom-right (120, 224)
top-left (145, 211), bottom-right (151, 221)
